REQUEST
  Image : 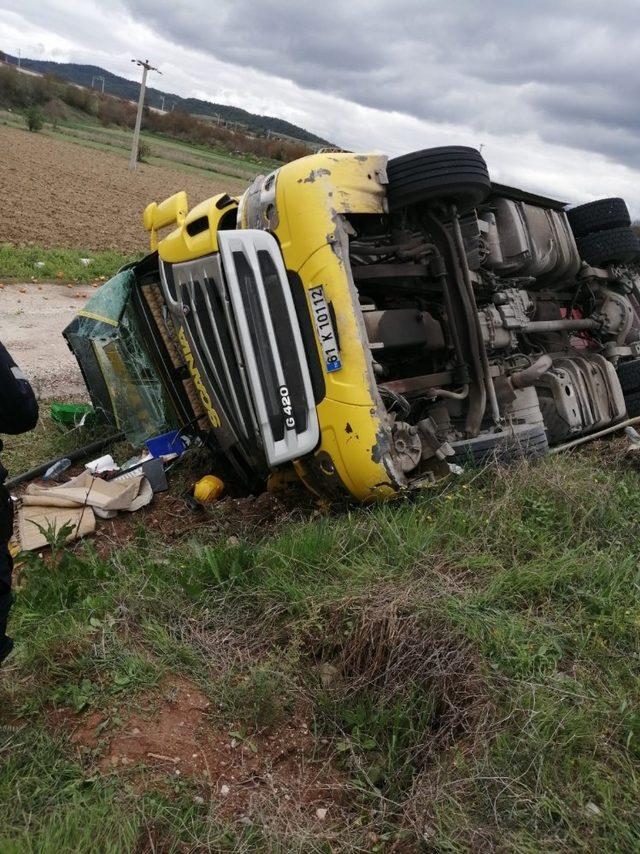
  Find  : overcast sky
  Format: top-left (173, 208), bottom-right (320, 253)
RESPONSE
top-left (2, 0), bottom-right (640, 214)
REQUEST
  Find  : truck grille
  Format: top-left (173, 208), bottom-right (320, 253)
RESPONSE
top-left (160, 230), bottom-right (319, 468)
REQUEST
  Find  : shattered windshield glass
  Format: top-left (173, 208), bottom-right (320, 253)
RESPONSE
top-left (64, 269), bottom-right (175, 445)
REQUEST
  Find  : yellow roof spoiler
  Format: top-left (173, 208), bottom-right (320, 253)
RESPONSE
top-left (142, 192), bottom-right (239, 263)
top-left (143, 191), bottom-right (188, 251)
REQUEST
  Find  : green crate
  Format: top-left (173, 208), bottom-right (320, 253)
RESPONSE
top-left (50, 403), bottom-right (95, 427)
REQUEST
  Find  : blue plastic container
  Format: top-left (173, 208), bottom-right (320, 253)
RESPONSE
top-left (145, 430), bottom-right (186, 458)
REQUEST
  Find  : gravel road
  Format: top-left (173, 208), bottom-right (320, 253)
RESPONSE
top-left (0, 282), bottom-right (87, 399)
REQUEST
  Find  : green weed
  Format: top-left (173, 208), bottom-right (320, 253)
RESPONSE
top-left (0, 244), bottom-right (139, 282)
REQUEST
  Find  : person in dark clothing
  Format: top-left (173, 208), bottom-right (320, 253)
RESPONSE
top-left (0, 341), bottom-right (38, 664)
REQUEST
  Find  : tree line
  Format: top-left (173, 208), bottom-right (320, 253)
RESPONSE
top-left (0, 64), bottom-right (313, 163)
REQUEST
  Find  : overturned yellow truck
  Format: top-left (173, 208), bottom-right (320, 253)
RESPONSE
top-left (66, 147), bottom-right (640, 501)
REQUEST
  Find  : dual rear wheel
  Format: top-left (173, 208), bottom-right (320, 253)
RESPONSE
top-left (566, 197), bottom-right (639, 266)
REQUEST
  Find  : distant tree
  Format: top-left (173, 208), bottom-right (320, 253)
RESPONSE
top-left (42, 97), bottom-right (68, 131)
top-left (137, 139), bottom-right (151, 163)
top-left (24, 106), bottom-right (44, 132)
top-left (98, 97), bottom-right (135, 128)
top-left (0, 66), bottom-right (30, 107)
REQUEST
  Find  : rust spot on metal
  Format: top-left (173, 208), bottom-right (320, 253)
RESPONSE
top-left (297, 168), bottom-right (331, 184)
top-left (345, 422), bottom-right (353, 434)
top-left (371, 426), bottom-right (392, 463)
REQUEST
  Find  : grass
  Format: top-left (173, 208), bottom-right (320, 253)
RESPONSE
top-left (1, 406), bottom-right (130, 479)
top-left (0, 244), bottom-right (139, 282)
top-left (2, 438), bottom-right (640, 849)
top-left (0, 108), bottom-right (278, 182)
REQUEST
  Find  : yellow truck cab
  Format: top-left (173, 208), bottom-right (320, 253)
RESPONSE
top-left (141, 153), bottom-right (406, 501)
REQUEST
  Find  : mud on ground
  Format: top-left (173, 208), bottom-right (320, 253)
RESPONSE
top-left (92, 487), bottom-right (318, 559)
top-left (50, 676), bottom-right (346, 825)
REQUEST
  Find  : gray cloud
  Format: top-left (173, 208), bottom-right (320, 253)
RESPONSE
top-left (3, 0), bottom-right (640, 213)
top-left (119, 0), bottom-right (640, 170)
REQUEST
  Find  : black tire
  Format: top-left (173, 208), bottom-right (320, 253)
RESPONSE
top-left (451, 424), bottom-right (548, 467)
top-left (624, 391), bottom-right (640, 418)
top-left (567, 198), bottom-right (630, 239)
top-left (617, 358), bottom-right (640, 394)
top-left (616, 359), bottom-right (640, 417)
top-left (387, 146), bottom-right (491, 214)
top-left (576, 227), bottom-right (640, 266)
top-left (538, 394), bottom-right (571, 445)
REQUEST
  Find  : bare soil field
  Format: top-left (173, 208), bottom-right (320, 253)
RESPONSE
top-left (0, 125), bottom-right (246, 252)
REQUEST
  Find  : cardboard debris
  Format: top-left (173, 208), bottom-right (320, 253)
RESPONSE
top-left (23, 470), bottom-right (152, 513)
top-left (18, 505), bottom-right (96, 552)
top-left (18, 471), bottom-right (153, 551)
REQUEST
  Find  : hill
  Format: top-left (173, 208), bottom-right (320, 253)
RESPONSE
top-left (3, 54), bottom-right (328, 145)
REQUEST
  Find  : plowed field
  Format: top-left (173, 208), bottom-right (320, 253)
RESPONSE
top-left (0, 125), bottom-right (246, 252)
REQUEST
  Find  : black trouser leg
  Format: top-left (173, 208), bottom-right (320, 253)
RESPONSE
top-left (0, 483), bottom-right (14, 650)
top-left (0, 547), bottom-right (12, 641)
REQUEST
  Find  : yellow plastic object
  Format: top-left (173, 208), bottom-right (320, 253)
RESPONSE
top-left (194, 475), bottom-right (225, 503)
top-left (150, 194), bottom-right (239, 263)
top-left (143, 191), bottom-right (188, 251)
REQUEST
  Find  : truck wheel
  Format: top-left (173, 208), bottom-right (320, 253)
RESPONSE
top-left (451, 424), bottom-right (548, 467)
top-left (616, 359), bottom-right (640, 417)
top-left (624, 391), bottom-right (640, 418)
top-left (387, 146), bottom-right (491, 214)
top-left (576, 227), bottom-right (640, 266)
top-left (567, 197), bottom-right (630, 239)
top-left (617, 358), bottom-right (640, 394)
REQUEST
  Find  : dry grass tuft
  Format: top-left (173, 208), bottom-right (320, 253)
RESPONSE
top-left (312, 583), bottom-right (492, 771)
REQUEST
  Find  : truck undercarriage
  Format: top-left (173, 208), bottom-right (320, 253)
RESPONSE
top-left (348, 176), bottom-right (640, 473)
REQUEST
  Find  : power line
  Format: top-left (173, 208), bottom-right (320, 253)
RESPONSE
top-left (128, 58), bottom-right (161, 171)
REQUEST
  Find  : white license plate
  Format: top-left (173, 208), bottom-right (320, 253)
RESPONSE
top-left (309, 285), bottom-right (342, 372)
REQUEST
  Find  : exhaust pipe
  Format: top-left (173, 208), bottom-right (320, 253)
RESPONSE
top-left (510, 355), bottom-right (553, 390)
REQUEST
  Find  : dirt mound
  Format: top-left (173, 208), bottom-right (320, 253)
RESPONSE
top-left (52, 677), bottom-right (344, 821)
top-left (87, 481), bottom-right (318, 559)
top-left (0, 125), bottom-right (245, 252)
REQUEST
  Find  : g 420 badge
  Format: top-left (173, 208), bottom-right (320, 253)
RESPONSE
top-left (279, 386), bottom-right (296, 430)
top-left (309, 285), bottom-right (342, 373)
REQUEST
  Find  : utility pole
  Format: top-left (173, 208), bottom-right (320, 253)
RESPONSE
top-left (17, 49), bottom-right (20, 69)
top-left (129, 58), bottom-right (160, 171)
top-left (91, 75), bottom-right (105, 93)
top-left (160, 94), bottom-right (165, 111)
